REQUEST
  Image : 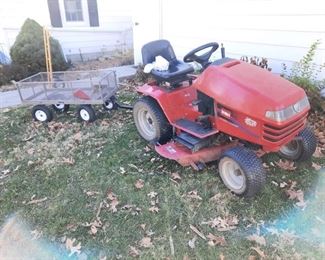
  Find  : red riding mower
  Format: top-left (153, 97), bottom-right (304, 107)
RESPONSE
top-left (133, 40), bottom-right (317, 197)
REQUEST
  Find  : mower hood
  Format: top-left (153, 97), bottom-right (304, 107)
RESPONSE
top-left (194, 60), bottom-right (307, 119)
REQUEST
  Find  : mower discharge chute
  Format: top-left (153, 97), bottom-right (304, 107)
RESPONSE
top-left (133, 40), bottom-right (317, 198)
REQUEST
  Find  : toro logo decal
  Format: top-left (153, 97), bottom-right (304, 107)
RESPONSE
top-left (245, 117), bottom-right (257, 127)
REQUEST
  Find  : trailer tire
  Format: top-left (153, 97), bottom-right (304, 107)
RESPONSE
top-left (218, 146), bottom-right (266, 198)
top-left (77, 105), bottom-right (96, 122)
top-left (52, 104), bottom-right (70, 112)
top-left (133, 96), bottom-right (172, 144)
top-left (32, 105), bottom-right (53, 122)
top-left (103, 96), bottom-right (117, 111)
top-left (279, 127), bottom-right (317, 162)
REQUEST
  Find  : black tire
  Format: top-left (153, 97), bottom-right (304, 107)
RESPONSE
top-left (279, 127), bottom-right (317, 162)
top-left (77, 105), bottom-right (96, 122)
top-left (52, 104), bottom-right (70, 113)
top-left (103, 96), bottom-right (117, 111)
top-left (133, 96), bottom-right (173, 143)
top-left (218, 146), bottom-right (266, 198)
top-left (32, 105), bottom-right (53, 122)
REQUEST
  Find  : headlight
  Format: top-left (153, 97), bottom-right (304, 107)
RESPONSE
top-left (265, 96), bottom-right (310, 122)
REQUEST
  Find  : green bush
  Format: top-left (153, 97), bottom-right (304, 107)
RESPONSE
top-left (282, 40), bottom-right (325, 113)
top-left (10, 18), bottom-right (68, 77)
top-left (0, 64), bottom-right (28, 86)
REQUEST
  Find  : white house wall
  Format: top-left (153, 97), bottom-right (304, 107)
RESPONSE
top-left (0, 0), bottom-right (133, 61)
top-left (133, 0), bottom-right (325, 78)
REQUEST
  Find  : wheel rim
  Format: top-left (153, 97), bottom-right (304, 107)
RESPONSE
top-left (54, 103), bottom-right (65, 109)
top-left (80, 109), bottom-right (90, 121)
top-left (35, 110), bottom-right (48, 122)
top-left (280, 139), bottom-right (300, 157)
top-left (105, 101), bottom-right (114, 110)
top-left (137, 107), bottom-right (156, 139)
top-left (219, 158), bottom-right (246, 193)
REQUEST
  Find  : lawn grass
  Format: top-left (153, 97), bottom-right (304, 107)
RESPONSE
top-left (0, 89), bottom-right (324, 259)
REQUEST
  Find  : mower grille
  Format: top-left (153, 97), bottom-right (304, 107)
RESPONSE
top-left (262, 112), bottom-right (308, 143)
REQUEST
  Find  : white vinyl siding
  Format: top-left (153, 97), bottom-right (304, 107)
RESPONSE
top-left (133, 0), bottom-right (325, 78)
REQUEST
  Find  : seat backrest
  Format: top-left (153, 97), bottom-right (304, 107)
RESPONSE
top-left (141, 39), bottom-right (176, 65)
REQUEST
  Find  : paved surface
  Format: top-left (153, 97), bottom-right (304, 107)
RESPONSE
top-left (0, 65), bottom-right (136, 109)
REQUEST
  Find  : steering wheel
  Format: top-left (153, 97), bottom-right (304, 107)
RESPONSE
top-left (183, 42), bottom-right (219, 68)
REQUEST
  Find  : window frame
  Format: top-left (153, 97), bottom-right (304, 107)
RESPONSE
top-left (58, 0), bottom-right (90, 27)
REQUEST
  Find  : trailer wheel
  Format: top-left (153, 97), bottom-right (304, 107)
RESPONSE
top-left (218, 146), bottom-right (266, 198)
top-left (32, 105), bottom-right (53, 122)
top-left (103, 96), bottom-right (117, 111)
top-left (77, 105), bottom-right (96, 122)
top-left (279, 127), bottom-right (317, 161)
top-left (133, 96), bottom-right (172, 143)
top-left (52, 103), bottom-right (70, 112)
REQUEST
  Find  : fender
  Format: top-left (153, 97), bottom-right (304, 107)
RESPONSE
top-left (136, 83), bottom-right (200, 123)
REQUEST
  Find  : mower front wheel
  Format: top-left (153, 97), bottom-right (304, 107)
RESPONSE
top-left (279, 127), bottom-right (317, 162)
top-left (218, 146), bottom-right (266, 198)
top-left (133, 96), bottom-right (172, 144)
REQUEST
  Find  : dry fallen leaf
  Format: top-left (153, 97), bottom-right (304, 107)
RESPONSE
top-left (202, 215), bottom-right (238, 231)
top-left (312, 162), bottom-right (322, 171)
top-left (26, 197), bottom-right (47, 205)
top-left (139, 237), bottom-right (153, 248)
top-left (110, 199), bottom-right (119, 213)
top-left (90, 225), bottom-right (97, 235)
top-left (135, 179), bottom-right (144, 189)
top-left (207, 233), bottom-right (227, 246)
top-left (247, 234), bottom-right (266, 246)
top-left (129, 246), bottom-right (140, 257)
top-left (189, 225), bottom-right (206, 240)
top-left (187, 190), bottom-right (202, 200)
top-left (279, 182), bottom-right (288, 188)
top-left (140, 224), bottom-right (146, 230)
top-left (148, 206), bottom-right (159, 213)
top-left (147, 191), bottom-right (158, 199)
top-left (313, 147), bottom-right (324, 158)
top-left (85, 190), bottom-right (100, 196)
top-left (275, 159), bottom-right (296, 171)
top-left (251, 246), bottom-right (266, 258)
top-left (188, 237), bottom-right (196, 249)
top-left (171, 172), bottom-right (181, 181)
top-left (65, 238), bottom-right (81, 256)
top-left (62, 157), bottom-right (75, 165)
top-left (27, 148), bottom-right (35, 155)
top-left (285, 189), bottom-right (306, 208)
top-left (73, 132), bottom-right (82, 143)
top-left (107, 189), bottom-right (117, 200)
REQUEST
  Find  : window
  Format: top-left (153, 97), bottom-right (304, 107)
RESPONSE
top-left (48, 0), bottom-right (99, 27)
top-left (64, 0), bottom-right (83, 22)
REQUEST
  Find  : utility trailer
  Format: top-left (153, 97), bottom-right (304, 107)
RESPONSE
top-left (15, 69), bottom-right (119, 122)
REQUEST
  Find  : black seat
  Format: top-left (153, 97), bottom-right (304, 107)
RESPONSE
top-left (141, 40), bottom-right (194, 85)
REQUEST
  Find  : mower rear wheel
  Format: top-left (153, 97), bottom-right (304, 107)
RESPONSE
top-left (133, 96), bottom-right (172, 143)
top-left (218, 146), bottom-right (266, 198)
top-left (279, 127), bottom-right (317, 161)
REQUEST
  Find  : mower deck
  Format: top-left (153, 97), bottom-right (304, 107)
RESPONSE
top-left (155, 140), bottom-right (238, 168)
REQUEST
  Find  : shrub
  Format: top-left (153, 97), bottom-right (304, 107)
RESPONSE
top-left (282, 40), bottom-right (325, 112)
top-left (0, 64), bottom-right (28, 86)
top-left (10, 18), bottom-right (68, 78)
